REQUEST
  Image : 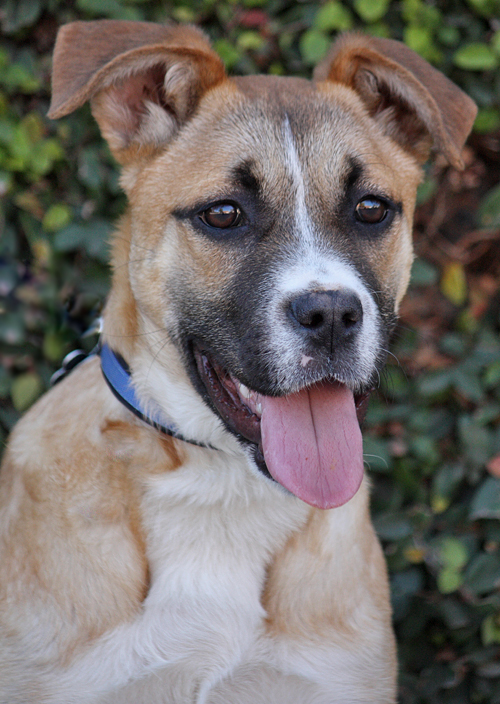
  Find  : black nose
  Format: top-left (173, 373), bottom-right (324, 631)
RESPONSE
top-left (288, 289), bottom-right (363, 350)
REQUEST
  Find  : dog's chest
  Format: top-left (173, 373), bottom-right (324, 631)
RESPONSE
top-left (115, 468), bottom-right (311, 700)
top-left (92, 474), bottom-right (385, 704)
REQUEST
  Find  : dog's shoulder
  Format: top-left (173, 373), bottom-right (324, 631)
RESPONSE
top-left (0, 359), bottom-right (169, 652)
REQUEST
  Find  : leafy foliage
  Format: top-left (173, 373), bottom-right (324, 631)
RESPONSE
top-left (1, 1), bottom-right (500, 702)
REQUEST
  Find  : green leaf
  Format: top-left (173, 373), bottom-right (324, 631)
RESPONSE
top-left (30, 139), bottom-right (65, 178)
top-left (416, 179), bottom-right (437, 206)
top-left (404, 25), bottom-right (442, 63)
top-left (474, 107), bottom-right (500, 134)
top-left (439, 599), bottom-right (470, 629)
top-left (363, 436), bottom-right (391, 472)
top-left (171, 6), bottom-right (197, 23)
top-left (410, 435), bottom-right (439, 464)
top-left (478, 183), bottom-right (500, 228)
top-left (454, 43), bottom-right (498, 71)
top-left (42, 204), bottom-right (73, 233)
top-left (11, 373), bottom-right (43, 412)
top-left (76, 0), bottom-right (141, 20)
top-left (54, 220), bottom-right (111, 263)
top-left (3, 63), bottom-right (40, 93)
top-left (431, 464), bottom-right (465, 510)
top-left (78, 147), bottom-right (106, 190)
top-left (458, 417), bottom-right (493, 467)
top-left (237, 31), bottom-right (265, 52)
top-left (439, 537), bottom-right (469, 571)
top-left (390, 567), bottom-right (424, 620)
top-left (9, 124), bottom-right (32, 166)
top-left (213, 39), bottom-right (242, 70)
top-left (373, 513), bottom-right (413, 541)
top-left (53, 223), bottom-right (86, 252)
top-left (437, 567), bottom-right (463, 594)
top-left (438, 26), bottom-right (460, 48)
top-left (0, 49), bottom-right (9, 73)
top-left (0, 262), bottom-right (17, 294)
top-left (43, 332), bottom-right (66, 363)
top-left (484, 360), bottom-right (500, 388)
top-left (314, 2), bottom-right (353, 31)
top-left (474, 404), bottom-right (500, 425)
top-left (410, 257), bottom-right (438, 286)
top-left (453, 368), bottom-right (484, 403)
top-left (1, 0), bottom-right (42, 33)
top-left (0, 312), bottom-right (25, 345)
top-left (354, 0), bottom-right (390, 23)
top-left (466, 0), bottom-right (500, 19)
top-left (441, 261), bottom-right (467, 306)
top-left (0, 366), bottom-right (11, 399)
top-left (470, 477), bottom-right (500, 520)
top-left (0, 224), bottom-right (17, 257)
top-left (380, 365), bottom-right (409, 401)
top-left (481, 614), bottom-right (500, 645)
top-left (493, 30), bottom-right (500, 56)
top-left (300, 29), bottom-right (330, 65)
top-left (21, 113), bottom-right (43, 143)
top-left (440, 333), bottom-right (467, 358)
top-left (459, 418), bottom-right (491, 465)
top-left (0, 119), bottom-right (14, 144)
top-left (402, 0), bottom-right (441, 28)
top-left (417, 369), bottom-right (453, 398)
top-left (463, 553), bottom-right (500, 595)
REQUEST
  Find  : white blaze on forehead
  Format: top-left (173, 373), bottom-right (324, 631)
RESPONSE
top-left (279, 117), bottom-right (374, 305)
top-left (282, 115), bottom-right (315, 247)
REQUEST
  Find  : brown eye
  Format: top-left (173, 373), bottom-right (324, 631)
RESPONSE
top-left (355, 197), bottom-right (388, 224)
top-left (200, 203), bottom-right (243, 229)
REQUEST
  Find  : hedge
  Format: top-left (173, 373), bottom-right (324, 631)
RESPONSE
top-left (1, 2), bottom-right (500, 701)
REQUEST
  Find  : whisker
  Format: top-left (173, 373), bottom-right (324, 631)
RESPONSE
top-left (110, 232), bottom-right (156, 254)
top-left (380, 347), bottom-right (402, 367)
top-left (363, 454), bottom-right (389, 470)
top-left (113, 257), bottom-right (151, 271)
top-left (103, 328), bottom-right (170, 339)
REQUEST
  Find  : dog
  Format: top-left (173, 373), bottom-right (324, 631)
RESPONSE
top-left (0, 20), bottom-right (476, 704)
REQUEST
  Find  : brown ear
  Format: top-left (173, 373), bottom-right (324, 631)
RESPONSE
top-left (48, 20), bottom-right (226, 164)
top-left (314, 33), bottom-right (477, 169)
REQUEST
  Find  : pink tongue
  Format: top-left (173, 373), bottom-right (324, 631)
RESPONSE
top-left (260, 383), bottom-right (364, 509)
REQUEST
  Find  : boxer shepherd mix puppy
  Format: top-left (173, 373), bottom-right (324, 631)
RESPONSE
top-left (0, 21), bottom-right (476, 704)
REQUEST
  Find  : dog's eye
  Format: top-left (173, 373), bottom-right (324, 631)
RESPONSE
top-left (200, 203), bottom-right (243, 229)
top-left (355, 197), bottom-right (388, 224)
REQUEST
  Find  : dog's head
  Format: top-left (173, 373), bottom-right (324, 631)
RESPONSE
top-left (49, 21), bottom-right (476, 509)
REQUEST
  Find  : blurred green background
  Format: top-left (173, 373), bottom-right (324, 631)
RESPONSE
top-left (1, 0), bottom-right (500, 701)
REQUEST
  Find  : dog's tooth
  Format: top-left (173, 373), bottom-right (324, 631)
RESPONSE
top-left (256, 402), bottom-right (263, 416)
top-left (239, 382), bottom-right (250, 399)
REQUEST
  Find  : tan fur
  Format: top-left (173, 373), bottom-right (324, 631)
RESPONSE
top-left (0, 363), bottom-right (147, 656)
top-left (263, 482), bottom-right (392, 640)
top-left (0, 23), bottom-right (476, 704)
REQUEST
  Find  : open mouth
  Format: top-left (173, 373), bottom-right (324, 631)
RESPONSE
top-left (195, 348), bottom-right (263, 446)
top-left (194, 345), bottom-right (371, 509)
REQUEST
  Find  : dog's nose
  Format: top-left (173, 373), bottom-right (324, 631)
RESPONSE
top-left (288, 290), bottom-right (363, 349)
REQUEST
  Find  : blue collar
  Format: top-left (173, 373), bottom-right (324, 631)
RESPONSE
top-left (99, 343), bottom-right (209, 448)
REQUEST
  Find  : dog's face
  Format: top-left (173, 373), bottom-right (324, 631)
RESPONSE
top-left (135, 76), bottom-right (417, 390)
top-left (48, 23), bottom-right (476, 509)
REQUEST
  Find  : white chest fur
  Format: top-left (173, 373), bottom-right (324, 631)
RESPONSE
top-left (41, 451), bottom-right (309, 703)
top-left (40, 452), bottom-right (393, 704)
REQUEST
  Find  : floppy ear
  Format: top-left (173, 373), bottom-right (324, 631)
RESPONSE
top-left (314, 33), bottom-right (477, 169)
top-left (48, 20), bottom-right (226, 165)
